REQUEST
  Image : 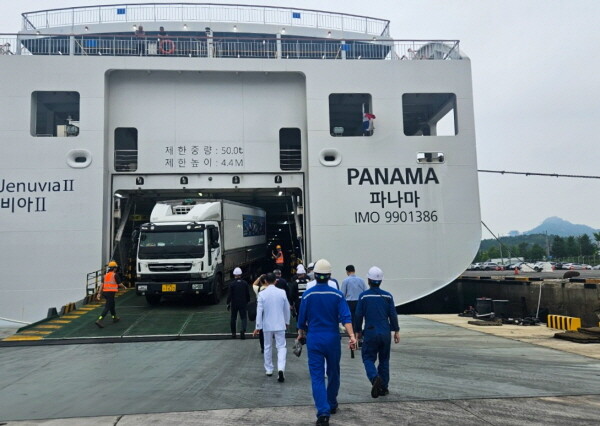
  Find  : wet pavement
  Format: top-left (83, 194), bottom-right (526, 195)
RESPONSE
top-left (1, 315), bottom-right (599, 424)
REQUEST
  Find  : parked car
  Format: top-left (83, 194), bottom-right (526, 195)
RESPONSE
top-left (563, 263), bottom-right (589, 270)
top-left (481, 262), bottom-right (502, 271)
top-left (469, 262), bottom-right (483, 270)
top-left (592, 264), bottom-right (600, 270)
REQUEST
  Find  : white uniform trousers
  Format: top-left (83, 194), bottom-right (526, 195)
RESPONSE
top-left (263, 330), bottom-right (287, 373)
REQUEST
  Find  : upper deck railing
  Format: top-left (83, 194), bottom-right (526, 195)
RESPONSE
top-left (21, 3), bottom-right (390, 37)
top-left (0, 34), bottom-right (462, 60)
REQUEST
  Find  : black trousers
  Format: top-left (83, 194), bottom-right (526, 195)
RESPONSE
top-left (230, 305), bottom-right (248, 334)
top-left (348, 300), bottom-right (358, 327)
top-left (100, 292), bottom-right (117, 318)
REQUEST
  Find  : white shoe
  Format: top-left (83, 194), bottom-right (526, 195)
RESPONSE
top-left (266, 371), bottom-right (273, 376)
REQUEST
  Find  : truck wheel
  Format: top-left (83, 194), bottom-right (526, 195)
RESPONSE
top-left (209, 274), bottom-right (223, 305)
top-left (145, 294), bottom-right (161, 305)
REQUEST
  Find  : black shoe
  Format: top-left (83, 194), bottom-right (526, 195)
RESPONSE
top-left (371, 376), bottom-right (382, 398)
top-left (95, 320), bottom-right (104, 328)
top-left (112, 317), bottom-right (120, 323)
top-left (330, 404), bottom-right (338, 414)
top-left (240, 332), bottom-right (245, 340)
top-left (379, 388), bottom-right (389, 396)
top-left (316, 416), bottom-right (329, 426)
top-left (278, 370), bottom-right (285, 382)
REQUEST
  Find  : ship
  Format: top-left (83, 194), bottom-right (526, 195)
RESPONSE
top-left (0, 3), bottom-right (480, 325)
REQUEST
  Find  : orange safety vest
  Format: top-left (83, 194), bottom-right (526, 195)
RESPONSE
top-left (103, 271), bottom-right (119, 292)
top-left (275, 251), bottom-right (284, 265)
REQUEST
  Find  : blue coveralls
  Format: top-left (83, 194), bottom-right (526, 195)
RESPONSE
top-left (354, 286), bottom-right (399, 391)
top-left (297, 282), bottom-right (352, 418)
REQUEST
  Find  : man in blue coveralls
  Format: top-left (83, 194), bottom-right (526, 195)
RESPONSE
top-left (296, 259), bottom-right (357, 426)
top-left (354, 266), bottom-right (400, 398)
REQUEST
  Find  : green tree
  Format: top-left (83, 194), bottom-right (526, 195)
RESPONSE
top-left (566, 236), bottom-right (577, 256)
top-left (578, 234), bottom-right (595, 256)
top-left (551, 236), bottom-right (566, 258)
top-left (593, 232), bottom-right (600, 252)
top-left (529, 243), bottom-right (546, 260)
top-left (486, 246), bottom-right (500, 260)
top-left (518, 242), bottom-right (529, 260)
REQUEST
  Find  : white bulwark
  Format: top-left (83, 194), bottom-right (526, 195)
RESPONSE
top-left (0, 3), bottom-right (481, 323)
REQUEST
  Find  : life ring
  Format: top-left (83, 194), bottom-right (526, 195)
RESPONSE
top-left (159, 39), bottom-right (175, 55)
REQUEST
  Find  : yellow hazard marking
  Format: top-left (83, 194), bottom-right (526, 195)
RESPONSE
top-left (35, 324), bottom-right (62, 329)
top-left (20, 330), bottom-right (52, 335)
top-left (61, 315), bottom-right (81, 319)
top-left (49, 320), bottom-right (71, 324)
top-left (79, 307), bottom-right (96, 311)
top-left (3, 335), bottom-right (44, 341)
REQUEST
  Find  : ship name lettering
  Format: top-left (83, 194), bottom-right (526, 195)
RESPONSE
top-left (0, 179), bottom-right (75, 193)
top-left (347, 167), bottom-right (439, 186)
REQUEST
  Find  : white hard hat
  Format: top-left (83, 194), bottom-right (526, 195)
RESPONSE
top-left (367, 266), bottom-right (383, 282)
top-left (314, 259), bottom-right (332, 274)
top-left (307, 262), bottom-right (315, 270)
top-left (296, 264), bottom-right (306, 274)
top-left (233, 267), bottom-right (242, 276)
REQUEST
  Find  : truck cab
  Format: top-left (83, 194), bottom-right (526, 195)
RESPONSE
top-left (135, 199), bottom-right (265, 304)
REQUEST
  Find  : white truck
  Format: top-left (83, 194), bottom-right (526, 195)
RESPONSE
top-left (135, 199), bottom-right (266, 305)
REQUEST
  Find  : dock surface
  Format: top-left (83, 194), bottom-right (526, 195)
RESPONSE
top-left (1, 315), bottom-right (599, 424)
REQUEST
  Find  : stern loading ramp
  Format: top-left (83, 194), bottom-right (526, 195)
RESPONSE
top-left (2, 289), bottom-right (263, 345)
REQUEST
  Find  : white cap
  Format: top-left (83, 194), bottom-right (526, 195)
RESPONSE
top-left (314, 259), bottom-right (332, 274)
top-left (367, 266), bottom-right (383, 282)
top-left (307, 262), bottom-right (315, 270)
top-left (296, 264), bottom-right (306, 274)
top-left (233, 267), bottom-right (242, 276)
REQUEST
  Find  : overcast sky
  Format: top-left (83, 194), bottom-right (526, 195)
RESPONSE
top-left (3, 0), bottom-right (599, 238)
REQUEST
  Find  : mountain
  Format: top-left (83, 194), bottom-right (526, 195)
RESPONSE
top-left (524, 217), bottom-right (598, 237)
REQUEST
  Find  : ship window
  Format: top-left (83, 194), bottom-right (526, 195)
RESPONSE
top-left (402, 93), bottom-right (457, 136)
top-left (114, 127), bottom-right (138, 172)
top-left (31, 91), bottom-right (80, 137)
top-left (329, 93), bottom-right (373, 137)
top-left (279, 128), bottom-right (301, 171)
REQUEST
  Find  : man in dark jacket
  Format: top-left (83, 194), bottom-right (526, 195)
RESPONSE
top-left (227, 267), bottom-right (251, 339)
top-left (354, 266), bottom-right (400, 399)
top-left (274, 269), bottom-right (292, 305)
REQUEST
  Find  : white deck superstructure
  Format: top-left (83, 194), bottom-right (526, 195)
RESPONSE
top-left (0, 3), bottom-right (480, 323)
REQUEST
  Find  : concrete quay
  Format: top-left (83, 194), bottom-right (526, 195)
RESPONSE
top-left (1, 315), bottom-right (599, 425)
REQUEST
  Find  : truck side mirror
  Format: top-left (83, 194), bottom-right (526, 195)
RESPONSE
top-left (211, 241), bottom-right (220, 249)
top-left (132, 229), bottom-right (140, 242)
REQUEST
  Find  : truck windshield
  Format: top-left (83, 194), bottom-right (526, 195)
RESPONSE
top-left (138, 230), bottom-right (204, 259)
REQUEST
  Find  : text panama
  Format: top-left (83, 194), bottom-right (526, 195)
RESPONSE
top-left (347, 167), bottom-right (439, 186)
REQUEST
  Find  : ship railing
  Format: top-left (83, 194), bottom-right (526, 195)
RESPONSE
top-left (22, 3), bottom-right (390, 37)
top-left (86, 269), bottom-right (103, 296)
top-left (115, 149), bottom-right (138, 172)
top-left (0, 34), bottom-right (462, 60)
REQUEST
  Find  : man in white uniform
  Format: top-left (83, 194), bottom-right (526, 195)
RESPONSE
top-left (253, 272), bottom-right (291, 382)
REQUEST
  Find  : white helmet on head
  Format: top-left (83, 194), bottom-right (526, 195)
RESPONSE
top-left (367, 266), bottom-right (383, 283)
top-left (233, 267), bottom-right (242, 276)
top-left (307, 262), bottom-right (315, 270)
top-left (313, 259), bottom-right (332, 274)
top-left (296, 264), bottom-right (306, 274)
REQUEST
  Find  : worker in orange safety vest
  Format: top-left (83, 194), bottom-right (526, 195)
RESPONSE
top-left (95, 261), bottom-right (127, 328)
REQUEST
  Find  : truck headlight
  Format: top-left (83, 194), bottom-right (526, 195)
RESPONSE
top-left (137, 285), bottom-right (148, 291)
top-left (199, 272), bottom-right (209, 279)
top-left (192, 284), bottom-right (204, 290)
